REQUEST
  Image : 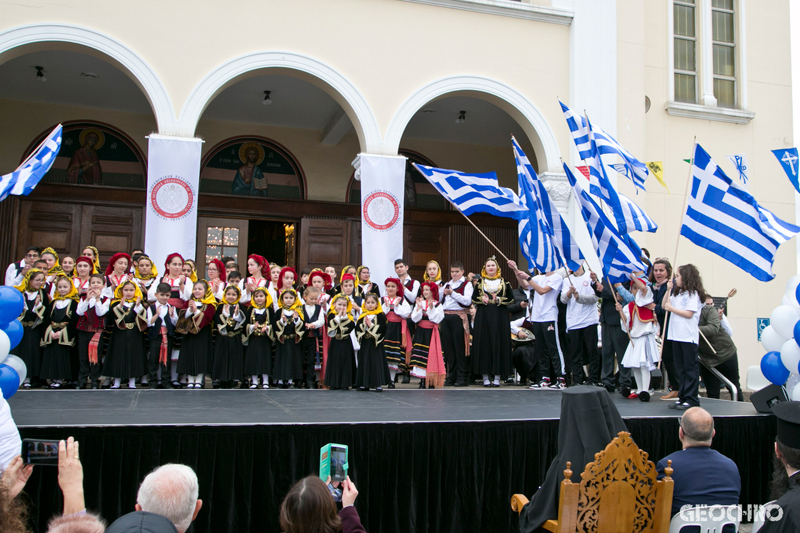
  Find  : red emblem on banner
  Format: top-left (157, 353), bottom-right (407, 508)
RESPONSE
top-left (149, 177), bottom-right (195, 220)
top-left (576, 166), bottom-right (591, 180)
top-left (363, 191), bottom-right (400, 231)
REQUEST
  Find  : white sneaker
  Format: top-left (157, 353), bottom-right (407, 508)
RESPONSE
top-left (249, 384), bottom-right (258, 389)
top-left (530, 380), bottom-right (551, 390)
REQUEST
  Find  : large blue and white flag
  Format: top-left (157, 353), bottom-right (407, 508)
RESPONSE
top-left (682, 144), bottom-right (800, 281)
top-left (512, 138), bottom-right (583, 272)
top-left (560, 101), bottom-right (648, 192)
top-left (619, 193), bottom-right (658, 233)
top-left (0, 124), bottom-right (62, 201)
top-left (565, 162), bottom-right (646, 284)
top-left (414, 164), bottom-right (528, 220)
top-left (771, 148), bottom-right (800, 194)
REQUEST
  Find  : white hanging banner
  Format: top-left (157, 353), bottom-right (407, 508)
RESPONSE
top-left (358, 154), bottom-right (407, 291)
top-left (145, 135), bottom-right (203, 271)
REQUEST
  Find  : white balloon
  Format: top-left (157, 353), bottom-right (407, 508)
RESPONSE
top-left (771, 305), bottom-right (800, 339)
top-left (762, 325), bottom-right (788, 353)
top-left (0, 331), bottom-right (8, 366)
top-left (793, 382), bottom-right (800, 401)
top-left (783, 294), bottom-right (800, 310)
top-left (786, 275), bottom-right (800, 303)
top-left (781, 341), bottom-right (800, 374)
top-left (3, 354), bottom-right (26, 387)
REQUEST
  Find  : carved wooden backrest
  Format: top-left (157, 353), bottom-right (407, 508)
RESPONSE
top-left (573, 431), bottom-right (668, 533)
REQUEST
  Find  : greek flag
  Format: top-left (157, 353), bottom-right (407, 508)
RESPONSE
top-left (512, 138), bottom-right (583, 273)
top-left (0, 125), bottom-right (62, 202)
top-left (682, 144), bottom-right (800, 281)
top-left (413, 163), bottom-right (528, 220)
top-left (560, 101), bottom-right (648, 192)
top-left (619, 193), bottom-right (658, 233)
top-left (565, 162), bottom-right (646, 284)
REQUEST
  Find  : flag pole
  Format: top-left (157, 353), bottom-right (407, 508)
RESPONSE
top-left (660, 136), bottom-right (697, 357)
top-left (444, 197), bottom-right (511, 263)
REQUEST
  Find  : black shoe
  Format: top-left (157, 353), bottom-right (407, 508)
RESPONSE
top-left (402, 374), bottom-right (410, 384)
top-left (375, 387), bottom-right (383, 392)
top-left (454, 381), bottom-right (468, 387)
top-left (620, 386), bottom-right (631, 398)
top-left (418, 379), bottom-right (425, 389)
top-left (388, 382), bottom-right (395, 389)
top-left (638, 391), bottom-right (650, 402)
top-left (91, 381), bottom-right (99, 390)
top-left (212, 380), bottom-right (220, 389)
top-left (305, 380), bottom-right (314, 389)
top-left (444, 380), bottom-right (456, 387)
top-left (281, 383), bottom-right (290, 389)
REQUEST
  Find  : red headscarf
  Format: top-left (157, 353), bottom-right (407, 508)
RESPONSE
top-left (341, 273), bottom-right (355, 284)
top-left (164, 253), bottom-right (185, 270)
top-left (105, 253), bottom-right (131, 276)
top-left (421, 280), bottom-right (439, 302)
top-left (75, 256), bottom-right (95, 274)
top-left (279, 266), bottom-right (298, 289)
top-left (384, 277), bottom-right (404, 298)
top-left (247, 254), bottom-right (268, 276)
top-left (209, 258), bottom-right (227, 283)
top-left (309, 270), bottom-right (332, 291)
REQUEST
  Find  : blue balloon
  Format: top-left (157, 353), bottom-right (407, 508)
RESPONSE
top-left (0, 286), bottom-right (24, 326)
top-left (0, 320), bottom-right (22, 350)
top-left (795, 282), bottom-right (800, 307)
top-left (762, 351), bottom-right (791, 386)
top-left (0, 364), bottom-right (20, 400)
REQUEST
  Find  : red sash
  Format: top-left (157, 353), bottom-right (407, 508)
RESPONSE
top-left (88, 332), bottom-right (102, 364)
top-left (159, 326), bottom-right (169, 365)
top-left (418, 319), bottom-right (445, 389)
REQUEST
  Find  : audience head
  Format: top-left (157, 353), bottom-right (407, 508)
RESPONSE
top-left (649, 258), bottom-right (672, 285)
top-left (47, 513), bottom-right (107, 533)
top-left (107, 511), bottom-right (178, 533)
top-left (0, 483), bottom-right (28, 533)
top-left (279, 476), bottom-right (342, 533)
top-left (135, 464), bottom-right (202, 533)
top-left (678, 407), bottom-right (715, 447)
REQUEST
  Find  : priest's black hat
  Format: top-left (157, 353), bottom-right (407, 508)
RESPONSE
top-left (773, 401), bottom-right (800, 449)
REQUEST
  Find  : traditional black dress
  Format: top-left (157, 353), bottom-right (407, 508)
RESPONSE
top-left (471, 278), bottom-right (514, 378)
top-left (355, 313), bottom-right (390, 389)
top-left (382, 297), bottom-right (411, 373)
top-left (212, 304), bottom-right (246, 384)
top-left (10, 289), bottom-right (49, 380)
top-left (176, 303), bottom-right (215, 376)
top-left (324, 314), bottom-right (355, 390)
top-left (243, 307), bottom-right (274, 376)
top-left (102, 301), bottom-right (147, 379)
top-left (272, 309), bottom-right (305, 381)
top-left (39, 299), bottom-right (79, 380)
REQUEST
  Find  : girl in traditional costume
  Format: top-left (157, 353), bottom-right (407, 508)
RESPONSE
top-left (61, 256), bottom-right (75, 278)
top-left (72, 256), bottom-right (95, 298)
top-left (240, 254), bottom-right (269, 303)
top-left (40, 247), bottom-right (64, 298)
top-left (381, 278), bottom-right (411, 388)
top-left (12, 268), bottom-right (49, 388)
top-left (176, 280), bottom-right (217, 388)
top-left (325, 294), bottom-right (356, 390)
top-left (243, 287), bottom-right (274, 389)
top-left (309, 270), bottom-right (332, 385)
top-left (40, 275), bottom-right (80, 388)
top-left (212, 285), bottom-right (247, 388)
top-left (357, 266), bottom-right (378, 296)
top-left (272, 288), bottom-right (306, 388)
top-left (81, 245), bottom-right (101, 274)
top-left (423, 260), bottom-right (444, 302)
top-left (355, 293), bottom-right (389, 392)
top-left (103, 280), bottom-right (148, 389)
top-left (206, 258), bottom-right (227, 302)
top-left (104, 253), bottom-right (131, 296)
top-left (618, 273), bottom-right (659, 401)
top-left (133, 255), bottom-right (159, 299)
top-left (410, 281), bottom-right (446, 389)
top-left (471, 257), bottom-right (514, 387)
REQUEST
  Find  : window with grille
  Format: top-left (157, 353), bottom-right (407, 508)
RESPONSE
top-left (205, 227), bottom-right (240, 277)
top-left (711, 0), bottom-right (736, 108)
top-left (674, 0), bottom-right (698, 104)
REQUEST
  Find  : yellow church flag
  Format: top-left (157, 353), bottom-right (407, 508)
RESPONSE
top-left (646, 161), bottom-right (670, 194)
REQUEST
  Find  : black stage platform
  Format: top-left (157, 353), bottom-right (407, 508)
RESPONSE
top-left (11, 389), bottom-right (775, 533)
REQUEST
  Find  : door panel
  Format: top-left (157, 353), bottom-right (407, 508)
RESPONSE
top-left (404, 224), bottom-right (448, 281)
top-left (197, 217), bottom-right (249, 278)
top-left (81, 206), bottom-right (143, 262)
top-left (298, 217), bottom-right (351, 270)
top-left (17, 201), bottom-right (82, 259)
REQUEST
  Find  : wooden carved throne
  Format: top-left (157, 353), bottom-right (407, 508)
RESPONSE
top-left (511, 431), bottom-right (674, 533)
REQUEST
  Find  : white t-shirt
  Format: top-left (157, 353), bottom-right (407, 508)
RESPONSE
top-left (560, 271), bottom-right (599, 331)
top-left (667, 290), bottom-right (702, 344)
top-left (0, 395), bottom-right (20, 471)
top-left (530, 273), bottom-right (563, 323)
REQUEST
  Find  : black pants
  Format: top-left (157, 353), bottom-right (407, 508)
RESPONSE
top-left (700, 354), bottom-right (743, 401)
top-left (147, 335), bottom-right (171, 384)
top-left (77, 330), bottom-right (103, 385)
top-left (301, 336), bottom-right (319, 383)
top-left (441, 313), bottom-right (468, 384)
top-left (566, 325), bottom-right (599, 384)
top-left (661, 338), bottom-right (680, 391)
top-left (601, 323), bottom-right (631, 389)
top-left (531, 321), bottom-right (563, 379)
top-left (672, 341), bottom-right (700, 406)
top-left (512, 343), bottom-right (537, 382)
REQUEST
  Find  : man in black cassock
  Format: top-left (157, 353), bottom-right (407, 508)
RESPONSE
top-left (761, 401), bottom-right (800, 532)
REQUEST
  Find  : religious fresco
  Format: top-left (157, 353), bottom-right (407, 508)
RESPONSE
top-left (348, 150), bottom-right (447, 210)
top-left (22, 122), bottom-right (147, 188)
top-left (200, 137), bottom-right (304, 199)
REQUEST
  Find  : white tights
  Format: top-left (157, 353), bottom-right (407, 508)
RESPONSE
top-left (631, 367), bottom-right (651, 394)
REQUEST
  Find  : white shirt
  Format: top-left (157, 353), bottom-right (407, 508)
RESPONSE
top-left (146, 303), bottom-right (178, 326)
top-left (442, 278), bottom-right (474, 311)
top-left (667, 290), bottom-right (702, 344)
top-left (4, 260), bottom-right (24, 287)
top-left (147, 276), bottom-right (192, 303)
top-left (411, 301), bottom-right (444, 324)
top-left (304, 304), bottom-right (325, 330)
top-left (77, 296), bottom-right (109, 317)
top-left (382, 296), bottom-right (411, 319)
top-left (0, 395), bottom-right (21, 471)
top-left (398, 276), bottom-right (420, 305)
top-left (530, 273), bottom-right (563, 323)
top-left (720, 314), bottom-right (733, 337)
top-left (559, 272), bottom-right (599, 331)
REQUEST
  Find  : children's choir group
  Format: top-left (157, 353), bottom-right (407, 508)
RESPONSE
top-left (5, 245), bottom-right (708, 407)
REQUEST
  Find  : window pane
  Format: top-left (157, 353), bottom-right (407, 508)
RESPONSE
top-left (223, 227), bottom-right (239, 246)
top-left (713, 44), bottom-right (735, 76)
top-left (675, 73), bottom-right (697, 103)
top-left (714, 79), bottom-right (736, 108)
top-left (675, 38), bottom-right (696, 71)
top-left (712, 0), bottom-right (733, 10)
top-left (206, 246), bottom-right (221, 264)
top-left (712, 11), bottom-right (734, 43)
top-left (222, 247), bottom-right (238, 263)
top-left (207, 227), bottom-right (222, 245)
top-left (674, 4), bottom-right (696, 37)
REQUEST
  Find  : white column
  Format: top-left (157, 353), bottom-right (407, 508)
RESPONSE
top-left (700, 0), bottom-right (718, 107)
